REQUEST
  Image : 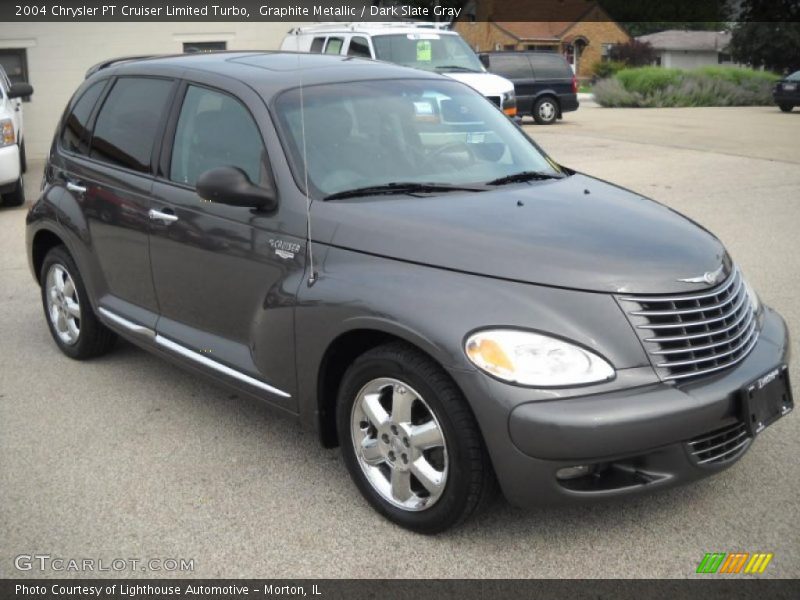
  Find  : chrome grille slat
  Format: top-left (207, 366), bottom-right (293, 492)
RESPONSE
top-left (687, 421), bottom-right (751, 466)
top-left (636, 290), bottom-right (747, 329)
top-left (654, 321), bottom-right (757, 368)
top-left (630, 278), bottom-right (743, 317)
top-left (618, 267), bottom-right (759, 382)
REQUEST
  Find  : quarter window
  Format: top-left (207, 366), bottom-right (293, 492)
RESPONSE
top-left (324, 37), bottom-right (344, 55)
top-left (60, 81), bottom-right (106, 156)
top-left (90, 77), bottom-right (173, 173)
top-left (169, 85), bottom-right (265, 187)
top-left (310, 37), bottom-right (325, 53)
top-left (348, 36), bottom-right (371, 58)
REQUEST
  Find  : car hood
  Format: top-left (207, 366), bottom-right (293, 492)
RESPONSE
top-left (442, 71), bottom-right (514, 97)
top-left (311, 173), bottom-right (729, 294)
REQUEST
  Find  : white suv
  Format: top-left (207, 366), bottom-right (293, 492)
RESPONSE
top-left (281, 23), bottom-right (517, 116)
top-left (0, 65), bottom-right (33, 207)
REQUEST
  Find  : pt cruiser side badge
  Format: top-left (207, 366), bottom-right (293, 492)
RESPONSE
top-left (269, 239), bottom-right (301, 260)
top-left (678, 264), bottom-right (725, 285)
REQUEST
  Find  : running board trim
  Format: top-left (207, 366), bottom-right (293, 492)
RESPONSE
top-left (98, 307), bottom-right (291, 399)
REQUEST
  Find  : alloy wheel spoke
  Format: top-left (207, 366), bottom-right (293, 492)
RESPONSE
top-left (411, 457), bottom-right (444, 496)
top-left (409, 420), bottom-right (444, 451)
top-left (55, 311), bottom-right (67, 333)
top-left (62, 277), bottom-right (75, 298)
top-left (390, 469), bottom-right (413, 502)
top-left (66, 317), bottom-right (80, 339)
top-left (360, 438), bottom-right (384, 465)
top-left (64, 298), bottom-right (81, 318)
top-left (361, 392), bottom-right (389, 427)
top-left (54, 268), bottom-right (66, 292)
top-left (390, 386), bottom-right (414, 424)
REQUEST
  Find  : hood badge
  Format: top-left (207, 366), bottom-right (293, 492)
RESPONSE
top-left (678, 264), bottom-right (725, 285)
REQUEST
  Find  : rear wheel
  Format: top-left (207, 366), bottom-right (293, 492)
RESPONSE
top-left (40, 246), bottom-right (116, 359)
top-left (778, 103), bottom-right (794, 113)
top-left (337, 342), bottom-right (496, 533)
top-left (533, 96), bottom-right (559, 125)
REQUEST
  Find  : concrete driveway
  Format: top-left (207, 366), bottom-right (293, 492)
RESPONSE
top-left (1, 105), bottom-right (798, 579)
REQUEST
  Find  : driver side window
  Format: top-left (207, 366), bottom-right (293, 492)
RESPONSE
top-left (170, 85), bottom-right (264, 187)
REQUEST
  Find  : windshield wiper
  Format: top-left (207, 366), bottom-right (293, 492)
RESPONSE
top-left (435, 65), bottom-right (480, 72)
top-left (486, 171), bottom-right (564, 186)
top-left (324, 182), bottom-right (484, 201)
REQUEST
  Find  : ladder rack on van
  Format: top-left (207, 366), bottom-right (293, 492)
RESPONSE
top-left (286, 22), bottom-right (449, 35)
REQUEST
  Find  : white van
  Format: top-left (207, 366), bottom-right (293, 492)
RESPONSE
top-left (281, 23), bottom-right (517, 116)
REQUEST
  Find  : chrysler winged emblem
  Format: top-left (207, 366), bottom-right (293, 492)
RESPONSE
top-left (677, 264), bottom-right (725, 285)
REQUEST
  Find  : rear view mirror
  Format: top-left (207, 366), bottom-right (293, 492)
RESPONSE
top-left (196, 166), bottom-right (277, 210)
top-left (8, 82), bottom-right (33, 99)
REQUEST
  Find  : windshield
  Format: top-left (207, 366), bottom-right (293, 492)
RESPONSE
top-left (274, 79), bottom-right (562, 198)
top-left (372, 33), bottom-right (484, 73)
top-left (787, 70), bottom-right (800, 82)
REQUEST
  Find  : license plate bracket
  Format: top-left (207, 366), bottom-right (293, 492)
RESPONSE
top-left (741, 365), bottom-right (793, 437)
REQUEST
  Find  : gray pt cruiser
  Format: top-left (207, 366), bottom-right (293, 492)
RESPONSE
top-left (26, 52), bottom-right (792, 533)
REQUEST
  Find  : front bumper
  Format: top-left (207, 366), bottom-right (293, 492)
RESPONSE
top-left (452, 307), bottom-right (791, 507)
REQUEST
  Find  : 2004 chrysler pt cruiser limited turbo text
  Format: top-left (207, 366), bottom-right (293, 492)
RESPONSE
top-left (27, 52), bottom-right (793, 533)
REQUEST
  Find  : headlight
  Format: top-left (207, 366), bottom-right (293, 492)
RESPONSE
top-left (742, 276), bottom-right (761, 314)
top-left (1, 119), bottom-right (14, 147)
top-left (465, 329), bottom-right (615, 387)
top-left (501, 90), bottom-right (517, 117)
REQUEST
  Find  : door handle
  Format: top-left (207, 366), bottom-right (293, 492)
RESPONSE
top-left (148, 208), bottom-right (179, 224)
top-left (66, 181), bottom-right (87, 194)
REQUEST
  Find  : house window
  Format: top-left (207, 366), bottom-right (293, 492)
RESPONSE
top-left (718, 52), bottom-right (731, 64)
top-left (183, 41), bottom-right (226, 53)
top-left (526, 45), bottom-right (558, 53)
top-left (0, 49), bottom-right (30, 101)
top-left (503, 44), bottom-right (516, 51)
top-left (601, 43), bottom-right (614, 62)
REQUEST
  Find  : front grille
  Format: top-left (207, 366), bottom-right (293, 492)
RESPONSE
top-left (618, 268), bottom-right (758, 382)
top-left (686, 421), bottom-right (751, 466)
top-left (487, 95), bottom-right (502, 107)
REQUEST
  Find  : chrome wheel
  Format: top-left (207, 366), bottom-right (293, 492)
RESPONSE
top-left (46, 264), bottom-right (81, 346)
top-left (538, 100), bottom-right (556, 122)
top-left (350, 377), bottom-right (448, 511)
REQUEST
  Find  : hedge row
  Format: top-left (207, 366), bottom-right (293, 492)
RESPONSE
top-left (594, 66), bottom-right (779, 108)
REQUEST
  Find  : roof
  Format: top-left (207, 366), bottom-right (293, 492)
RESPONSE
top-left (96, 52), bottom-right (443, 98)
top-left (636, 30), bottom-right (731, 52)
top-left (493, 22), bottom-right (575, 41)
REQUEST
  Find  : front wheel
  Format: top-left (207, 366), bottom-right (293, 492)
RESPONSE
top-left (337, 342), bottom-right (496, 533)
top-left (533, 96), bottom-right (559, 125)
top-left (778, 103), bottom-right (794, 113)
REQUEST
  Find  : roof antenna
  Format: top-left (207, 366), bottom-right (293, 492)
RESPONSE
top-left (295, 35), bottom-right (318, 286)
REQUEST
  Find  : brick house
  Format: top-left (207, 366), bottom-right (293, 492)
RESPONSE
top-left (454, 0), bottom-right (630, 78)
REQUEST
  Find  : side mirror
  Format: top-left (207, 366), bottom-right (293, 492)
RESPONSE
top-left (8, 82), bottom-right (33, 99)
top-left (196, 166), bottom-right (276, 210)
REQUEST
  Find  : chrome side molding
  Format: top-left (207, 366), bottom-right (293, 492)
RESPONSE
top-left (98, 307), bottom-right (291, 399)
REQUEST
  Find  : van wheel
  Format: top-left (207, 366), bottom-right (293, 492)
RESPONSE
top-left (3, 174), bottom-right (25, 207)
top-left (778, 103), bottom-right (793, 113)
top-left (336, 342), bottom-right (496, 534)
top-left (40, 246), bottom-right (116, 359)
top-left (533, 96), bottom-right (558, 125)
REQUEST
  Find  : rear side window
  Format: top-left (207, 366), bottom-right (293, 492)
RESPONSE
top-left (488, 54), bottom-right (533, 79)
top-left (60, 81), bottom-right (106, 156)
top-left (310, 37), bottom-right (325, 53)
top-left (169, 85), bottom-right (265, 187)
top-left (530, 55), bottom-right (572, 79)
top-left (90, 77), bottom-right (173, 173)
top-left (324, 37), bottom-right (344, 55)
top-left (348, 36), bottom-right (371, 58)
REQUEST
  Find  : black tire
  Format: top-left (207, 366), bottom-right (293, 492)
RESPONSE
top-left (533, 96), bottom-right (559, 125)
top-left (40, 245), bottom-right (116, 359)
top-left (20, 140), bottom-right (27, 173)
top-left (3, 173), bottom-right (25, 207)
top-left (778, 103), bottom-right (794, 113)
top-left (336, 341), bottom-right (496, 534)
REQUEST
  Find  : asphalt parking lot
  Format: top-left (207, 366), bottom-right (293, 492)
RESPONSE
top-left (1, 104), bottom-right (798, 579)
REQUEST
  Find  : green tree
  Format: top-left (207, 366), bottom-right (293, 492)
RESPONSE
top-left (729, 22), bottom-right (800, 73)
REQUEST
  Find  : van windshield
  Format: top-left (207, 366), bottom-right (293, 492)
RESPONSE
top-left (372, 33), bottom-right (484, 73)
top-left (274, 79), bottom-right (562, 198)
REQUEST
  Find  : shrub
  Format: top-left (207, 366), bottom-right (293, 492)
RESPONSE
top-left (592, 60), bottom-right (626, 80)
top-left (594, 66), bottom-right (779, 108)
